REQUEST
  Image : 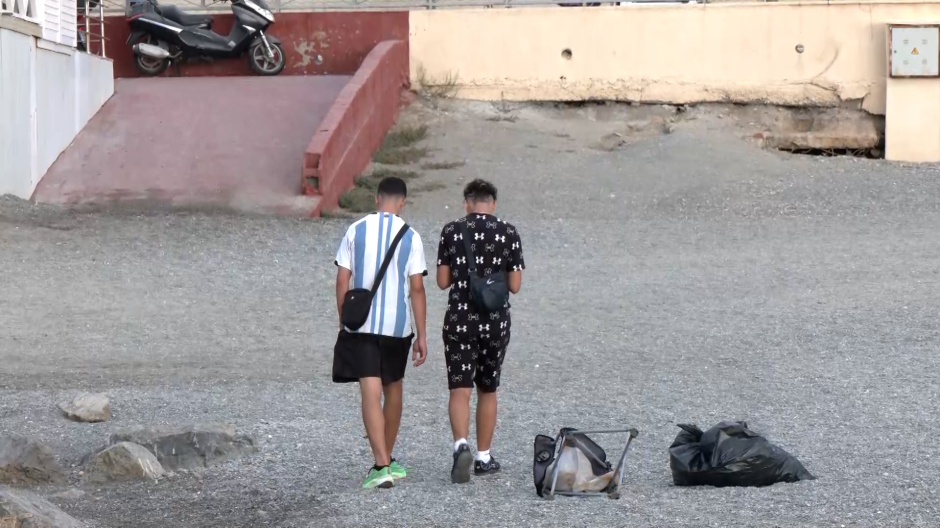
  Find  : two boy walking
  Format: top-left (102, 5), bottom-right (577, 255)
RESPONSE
top-left (332, 177), bottom-right (525, 489)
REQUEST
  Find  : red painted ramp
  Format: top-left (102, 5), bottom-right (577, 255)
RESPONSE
top-left (34, 76), bottom-right (350, 215)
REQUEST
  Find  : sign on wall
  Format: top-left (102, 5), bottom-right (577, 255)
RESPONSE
top-left (888, 25), bottom-right (940, 78)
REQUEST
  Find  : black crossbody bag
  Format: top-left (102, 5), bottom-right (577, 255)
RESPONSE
top-left (457, 221), bottom-right (509, 313)
top-left (341, 223), bottom-right (410, 331)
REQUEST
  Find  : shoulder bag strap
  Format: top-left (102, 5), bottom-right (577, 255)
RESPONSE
top-left (370, 223), bottom-right (411, 297)
top-left (457, 220), bottom-right (478, 278)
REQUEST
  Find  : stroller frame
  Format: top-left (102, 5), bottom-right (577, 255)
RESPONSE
top-left (545, 427), bottom-right (639, 500)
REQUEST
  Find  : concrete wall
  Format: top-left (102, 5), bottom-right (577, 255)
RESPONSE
top-left (303, 40), bottom-right (409, 215)
top-left (103, 11), bottom-right (408, 78)
top-left (0, 27), bottom-right (114, 198)
top-left (0, 28), bottom-right (36, 198)
top-left (409, 2), bottom-right (940, 115)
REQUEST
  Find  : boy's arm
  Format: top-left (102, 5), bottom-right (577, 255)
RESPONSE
top-left (336, 267), bottom-right (352, 330)
top-left (507, 228), bottom-right (525, 294)
top-left (410, 274), bottom-right (427, 366)
top-left (437, 265), bottom-right (452, 290)
top-left (408, 231), bottom-right (430, 366)
top-left (334, 229), bottom-right (354, 330)
top-left (436, 225), bottom-right (453, 290)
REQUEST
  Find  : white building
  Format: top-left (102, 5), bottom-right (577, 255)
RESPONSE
top-left (1, 0), bottom-right (114, 198)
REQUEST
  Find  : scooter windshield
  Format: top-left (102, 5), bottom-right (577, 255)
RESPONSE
top-left (241, 0), bottom-right (274, 22)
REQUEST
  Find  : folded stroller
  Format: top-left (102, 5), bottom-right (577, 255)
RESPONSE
top-left (533, 427), bottom-right (639, 499)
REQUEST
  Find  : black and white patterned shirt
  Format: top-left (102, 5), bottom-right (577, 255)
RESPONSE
top-left (437, 213), bottom-right (525, 336)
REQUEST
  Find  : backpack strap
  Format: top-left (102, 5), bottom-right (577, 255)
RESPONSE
top-left (370, 223), bottom-right (410, 297)
top-left (457, 220), bottom-right (478, 278)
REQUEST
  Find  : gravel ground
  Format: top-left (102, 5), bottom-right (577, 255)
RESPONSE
top-left (2, 100), bottom-right (940, 527)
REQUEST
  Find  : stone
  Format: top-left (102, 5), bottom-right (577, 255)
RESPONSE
top-left (0, 436), bottom-right (66, 487)
top-left (58, 393), bottom-right (110, 423)
top-left (83, 443), bottom-right (164, 484)
top-left (50, 489), bottom-right (85, 501)
top-left (0, 486), bottom-right (85, 528)
top-left (761, 108), bottom-right (881, 150)
top-left (108, 424), bottom-right (257, 470)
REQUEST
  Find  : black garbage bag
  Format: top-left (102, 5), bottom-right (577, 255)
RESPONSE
top-left (669, 421), bottom-right (815, 487)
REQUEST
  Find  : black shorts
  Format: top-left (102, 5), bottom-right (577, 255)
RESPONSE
top-left (443, 331), bottom-right (510, 392)
top-left (332, 330), bottom-right (414, 385)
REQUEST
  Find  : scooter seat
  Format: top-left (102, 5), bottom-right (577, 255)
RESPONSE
top-left (156, 4), bottom-right (213, 28)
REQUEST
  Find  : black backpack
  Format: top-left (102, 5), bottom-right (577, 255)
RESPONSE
top-left (457, 221), bottom-right (509, 313)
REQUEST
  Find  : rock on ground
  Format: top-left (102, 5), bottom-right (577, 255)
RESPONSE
top-left (108, 424), bottom-right (257, 470)
top-left (0, 486), bottom-right (85, 528)
top-left (83, 443), bottom-right (164, 484)
top-left (50, 489), bottom-right (85, 501)
top-left (0, 436), bottom-right (65, 487)
top-left (58, 393), bottom-right (110, 423)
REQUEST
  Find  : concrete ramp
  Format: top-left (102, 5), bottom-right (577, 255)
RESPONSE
top-left (33, 76), bottom-right (350, 215)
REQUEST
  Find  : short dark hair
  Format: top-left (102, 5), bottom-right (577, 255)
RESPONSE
top-left (377, 176), bottom-right (407, 198)
top-left (463, 179), bottom-right (497, 202)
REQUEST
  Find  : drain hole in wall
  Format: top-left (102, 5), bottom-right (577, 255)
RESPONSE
top-left (561, 48), bottom-right (573, 60)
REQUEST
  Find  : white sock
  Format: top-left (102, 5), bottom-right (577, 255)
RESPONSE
top-left (476, 449), bottom-right (491, 463)
top-left (454, 438), bottom-right (468, 452)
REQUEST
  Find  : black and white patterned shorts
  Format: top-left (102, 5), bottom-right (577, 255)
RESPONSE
top-left (442, 331), bottom-right (511, 392)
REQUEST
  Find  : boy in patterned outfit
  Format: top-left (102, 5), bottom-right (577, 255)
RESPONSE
top-left (436, 179), bottom-right (525, 484)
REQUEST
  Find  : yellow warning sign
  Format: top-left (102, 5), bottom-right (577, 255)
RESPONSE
top-left (912, 47), bottom-right (920, 55)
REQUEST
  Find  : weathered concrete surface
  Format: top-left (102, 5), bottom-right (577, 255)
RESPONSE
top-left (0, 436), bottom-right (65, 487)
top-left (0, 487), bottom-right (85, 528)
top-left (84, 443), bottom-right (165, 483)
top-left (759, 108), bottom-right (881, 151)
top-left (108, 425), bottom-right (257, 470)
top-left (303, 40), bottom-right (409, 215)
top-left (32, 77), bottom-right (349, 215)
top-left (409, 3), bottom-right (940, 115)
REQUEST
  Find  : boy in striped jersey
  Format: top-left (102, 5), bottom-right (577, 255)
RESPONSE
top-left (332, 177), bottom-right (429, 489)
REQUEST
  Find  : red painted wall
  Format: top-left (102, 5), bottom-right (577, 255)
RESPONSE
top-left (304, 40), bottom-right (409, 214)
top-left (99, 11), bottom-right (408, 78)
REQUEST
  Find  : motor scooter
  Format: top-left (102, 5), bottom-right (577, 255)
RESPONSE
top-left (125, 0), bottom-right (285, 76)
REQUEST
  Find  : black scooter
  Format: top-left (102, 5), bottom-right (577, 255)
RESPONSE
top-left (125, 0), bottom-right (285, 76)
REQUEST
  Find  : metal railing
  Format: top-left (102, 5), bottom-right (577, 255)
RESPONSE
top-left (80, 0), bottom-right (121, 57)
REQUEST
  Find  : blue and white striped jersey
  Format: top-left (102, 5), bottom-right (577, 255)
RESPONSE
top-left (335, 213), bottom-right (428, 338)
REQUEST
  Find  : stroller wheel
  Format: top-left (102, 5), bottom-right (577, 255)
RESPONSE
top-left (607, 490), bottom-right (621, 500)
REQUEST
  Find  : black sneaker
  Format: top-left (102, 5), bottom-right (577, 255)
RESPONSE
top-left (474, 457), bottom-right (501, 476)
top-left (451, 444), bottom-right (473, 484)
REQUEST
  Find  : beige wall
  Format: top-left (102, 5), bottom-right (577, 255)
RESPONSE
top-left (409, 1), bottom-right (940, 115)
top-left (886, 78), bottom-right (940, 160)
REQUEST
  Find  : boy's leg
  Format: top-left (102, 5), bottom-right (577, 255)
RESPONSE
top-left (382, 380), bottom-right (403, 455)
top-left (472, 333), bottom-right (509, 474)
top-left (444, 336), bottom-right (477, 442)
top-left (444, 335), bottom-right (477, 483)
top-left (378, 334), bottom-right (413, 459)
top-left (360, 377), bottom-right (390, 466)
top-left (475, 390), bottom-right (497, 452)
top-left (448, 387), bottom-right (472, 441)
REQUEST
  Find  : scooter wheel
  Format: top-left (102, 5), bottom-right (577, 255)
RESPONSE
top-left (248, 42), bottom-right (285, 76)
top-left (135, 54), bottom-right (169, 76)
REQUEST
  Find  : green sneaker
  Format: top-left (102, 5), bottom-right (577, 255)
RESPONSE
top-left (362, 466), bottom-right (394, 489)
top-left (389, 459), bottom-right (407, 480)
